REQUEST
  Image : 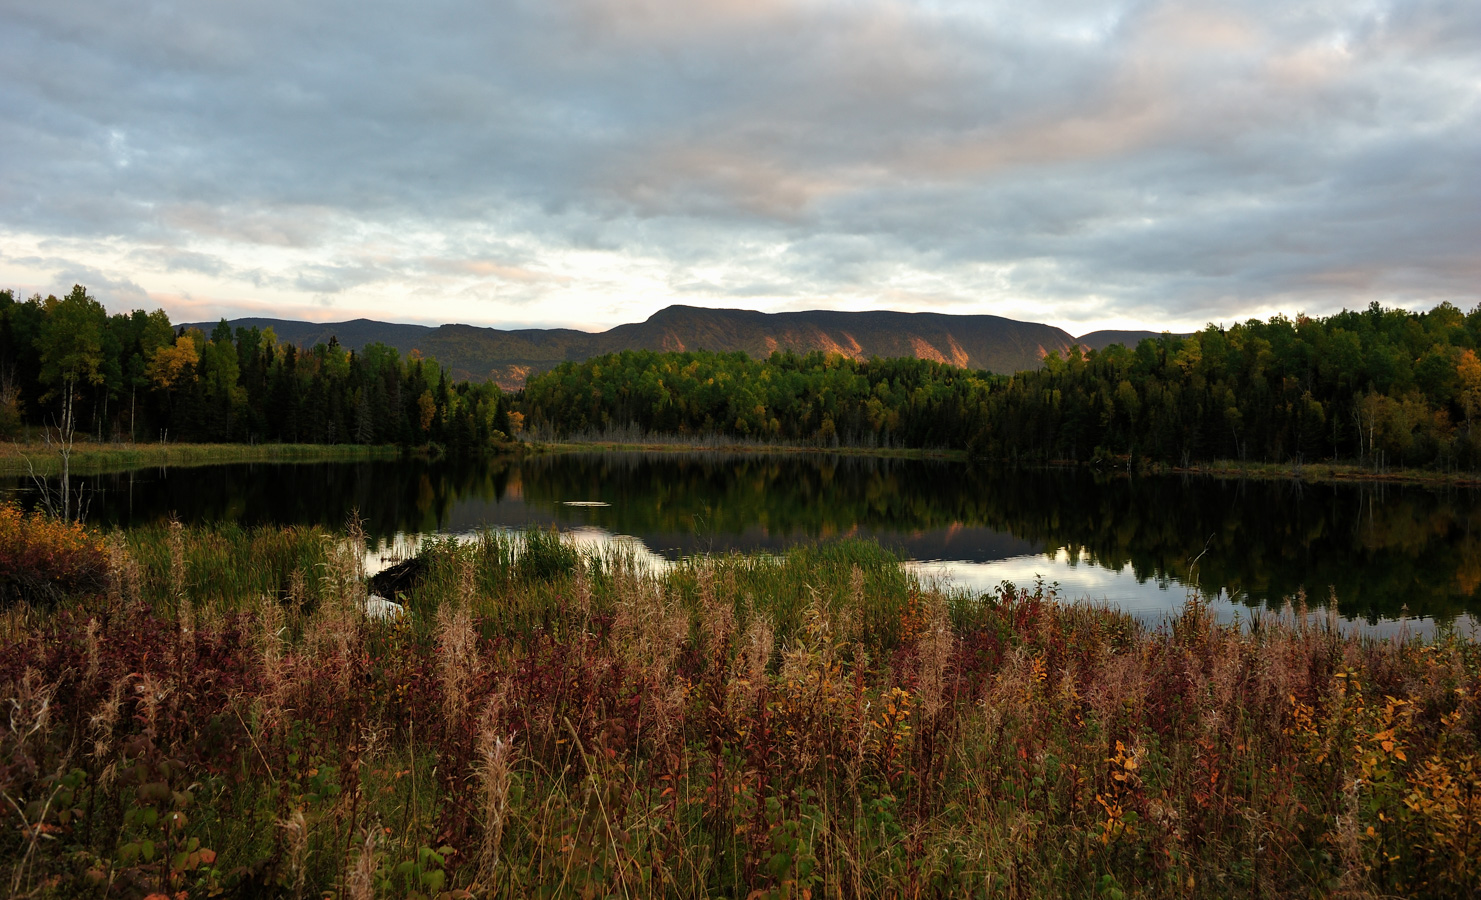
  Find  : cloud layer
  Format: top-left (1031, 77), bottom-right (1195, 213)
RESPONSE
top-left (2, 0), bottom-right (1478, 331)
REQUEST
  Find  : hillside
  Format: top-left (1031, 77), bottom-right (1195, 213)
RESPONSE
top-left (1078, 329), bottom-right (1187, 351)
top-left (183, 317), bottom-right (435, 352)
top-left (189, 306), bottom-right (1095, 388)
top-left (601, 306), bottom-right (1079, 373)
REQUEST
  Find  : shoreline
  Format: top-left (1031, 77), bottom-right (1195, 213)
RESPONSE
top-left (1159, 458), bottom-right (1481, 488)
top-left (6, 436), bottom-right (1479, 487)
top-left (997, 457), bottom-right (1481, 488)
top-left (532, 438), bottom-right (967, 461)
top-left (533, 439), bottom-right (1481, 486)
top-left (0, 441), bottom-right (402, 476)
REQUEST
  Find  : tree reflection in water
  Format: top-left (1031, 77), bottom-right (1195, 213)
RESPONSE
top-left (6, 452), bottom-right (1478, 624)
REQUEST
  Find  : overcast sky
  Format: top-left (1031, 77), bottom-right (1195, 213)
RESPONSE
top-left (2, 0), bottom-right (1478, 334)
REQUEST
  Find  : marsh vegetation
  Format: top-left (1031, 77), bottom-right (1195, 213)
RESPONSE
top-left (3, 517), bottom-right (1479, 898)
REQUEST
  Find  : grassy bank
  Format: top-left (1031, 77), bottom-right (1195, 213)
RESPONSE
top-left (990, 456), bottom-right (1481, 488)
top-left (3, 520), bottom-right (1480, 898)
top-left (534, 434), bottom-right (1475, 484)
top-left (1167, 458), bottom-right (1481, 488)
top-left (537, 438), bottom-right (966, 461)
top-left (0, 441), bottom-right (402, 476)
top-left (11, 434), bottom-right (1477, 489)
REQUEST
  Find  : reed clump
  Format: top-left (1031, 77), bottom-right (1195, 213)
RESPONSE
top-left (1, 523), bottom-right (1479, 898)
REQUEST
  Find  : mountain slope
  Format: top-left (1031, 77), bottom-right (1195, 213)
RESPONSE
top-left (1077, 329), bottom-right (1188, 352)
top-left (595, 306), bottom-right (1078, 372)
top-left (184, 317), bottom-right (435, 351)
top-left (190, 306), bottom-right (1087, 387)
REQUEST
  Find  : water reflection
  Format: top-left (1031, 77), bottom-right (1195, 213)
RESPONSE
top-left (5, 452), bottom-right (1479, 626)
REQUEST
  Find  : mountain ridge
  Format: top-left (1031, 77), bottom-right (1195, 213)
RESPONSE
top-left (185, 306), bottom-right (1182, 389)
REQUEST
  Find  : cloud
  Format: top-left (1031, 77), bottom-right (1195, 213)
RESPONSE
top-left (124, 247), bottom-right (230, 277)
top-left (1, 253), bottom-right (154, 308)
top-left (0, 0), bottom-right (1477, 333)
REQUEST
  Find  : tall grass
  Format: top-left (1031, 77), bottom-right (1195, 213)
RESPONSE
top-left (123, 520), bottom-right (332, 614)
top-left (2, 523), bottom-right (1480, 898)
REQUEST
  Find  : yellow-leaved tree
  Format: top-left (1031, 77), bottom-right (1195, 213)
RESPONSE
top-left (1459, 349), bottom-right (1481, 431)
top-left (146, 334), bottom-right (200, 391)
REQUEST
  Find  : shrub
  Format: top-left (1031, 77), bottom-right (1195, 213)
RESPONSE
top-left (0, 502), bottom-right (106, 607)
top-left (0, 389), bottom-right (20, 439)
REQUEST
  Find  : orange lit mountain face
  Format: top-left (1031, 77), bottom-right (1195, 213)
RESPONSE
top-left (598, 307), bottom-right (1080, 377)
top-left (188, 306), bottom-right (1178, 389)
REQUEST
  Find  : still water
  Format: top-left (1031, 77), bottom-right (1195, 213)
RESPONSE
top-left (6, 452), bottom-right (1479, 632)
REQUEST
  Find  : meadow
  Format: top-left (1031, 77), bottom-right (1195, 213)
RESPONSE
top-left (2, 506), bottom-right (1479, 898)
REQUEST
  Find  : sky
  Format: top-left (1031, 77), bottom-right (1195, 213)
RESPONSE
top-left (2, 0), bottom-right (1479, 335)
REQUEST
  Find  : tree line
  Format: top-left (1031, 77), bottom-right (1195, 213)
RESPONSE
top-left (525, 301), bottom-right (1481, 469)
top-left (982, 302), bottom-right (1481, 469)
top-left (522, 349), bottom-right (995, 448)
top-left (0, 286), bottom-right (517, 451)
top-left (8, 285), bottom-right (1481, 470)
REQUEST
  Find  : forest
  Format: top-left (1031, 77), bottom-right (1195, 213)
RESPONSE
top-left (0, 287), bottom-right (515, 452)
top-left (525, 301), bottom-right (1481, 470)
top-left (522, 349), bottom-right (993, 448)
top-left (7, 285), bottom-right (1481, 471)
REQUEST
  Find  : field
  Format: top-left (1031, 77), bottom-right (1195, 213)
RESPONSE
top-left (2, 511), bottom-right (1480, 898)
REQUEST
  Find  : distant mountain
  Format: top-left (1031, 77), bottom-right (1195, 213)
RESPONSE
top-left (185, 317), bottom-right (435, 351)
top-left (601, 306), bottom-right (1080, 375)
top-left (189, 306), bottom-right (1171, 389)
top-left (1077, 329), bottom-right (1189, 352)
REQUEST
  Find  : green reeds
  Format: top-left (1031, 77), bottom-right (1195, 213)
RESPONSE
top-left (124, 521), bottom-right (332, 613)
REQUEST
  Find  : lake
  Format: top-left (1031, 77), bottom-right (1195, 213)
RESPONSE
top-left (6, 451), bottom-right (1479, 633)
